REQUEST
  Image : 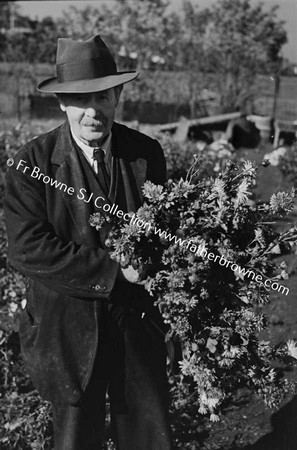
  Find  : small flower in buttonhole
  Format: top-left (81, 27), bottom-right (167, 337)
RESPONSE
top-left (89, 213), bottom-right (106, 230)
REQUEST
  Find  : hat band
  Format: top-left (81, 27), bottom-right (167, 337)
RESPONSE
top-left (57, 57), bottom-right (117, 83)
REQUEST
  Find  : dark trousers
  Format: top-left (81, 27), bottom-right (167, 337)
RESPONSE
top-left (52, 310), bottom-right (174, 450)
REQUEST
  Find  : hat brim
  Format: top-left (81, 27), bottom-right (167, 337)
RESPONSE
top-left (37, 71), bottom-right (139, 93)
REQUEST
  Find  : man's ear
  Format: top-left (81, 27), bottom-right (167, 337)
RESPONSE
top-left (56, 94), bottom-right (66, 112)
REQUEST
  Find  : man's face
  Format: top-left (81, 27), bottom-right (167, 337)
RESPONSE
top-left (59, 87), bottom-right (121, 146)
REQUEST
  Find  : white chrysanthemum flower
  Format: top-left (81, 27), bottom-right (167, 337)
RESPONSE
top-left (287, 340), bottom-right (297, 359)
top-left (198, 405), bottom-right (207, 415)
top-left (222, 346), bottom-right (241, 358)
top-left (212, 178), bottom-right (226, 196)
top-left (235, 179), bottom-right (250, 206)
top-left (9, 302), bottom-right (18, 313)
top-left (178, 359), bottom-right (192, 375)
top-left (243, 160), bottom-right (254, 171)
top-left (207, 397), bottom-right (220, 408)
top-left (200, 392), bottom-right (220, 409)
top-left (210, 413), bottom-right (220, 422)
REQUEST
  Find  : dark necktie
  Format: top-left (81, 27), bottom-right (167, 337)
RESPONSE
top-left (93, 148), bottom-right (110, 196)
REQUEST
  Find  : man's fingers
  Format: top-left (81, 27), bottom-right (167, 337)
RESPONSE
top-left (121, 266), bottom-right (147, 285)
top-left (121, 266), bottom-right (140, 283)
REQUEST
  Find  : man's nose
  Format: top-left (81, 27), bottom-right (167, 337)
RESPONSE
top-left (85, 95), bottom-right (102, 116)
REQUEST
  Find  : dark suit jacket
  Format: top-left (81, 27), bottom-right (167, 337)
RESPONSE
top-left (4, 121), bottom-right (166, 404)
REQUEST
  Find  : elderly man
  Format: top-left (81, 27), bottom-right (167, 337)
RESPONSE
top-left (4, 35), bottom-right (173, 450)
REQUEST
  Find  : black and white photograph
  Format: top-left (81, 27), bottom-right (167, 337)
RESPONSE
top-left (1, 0), bottom-right (297, 449)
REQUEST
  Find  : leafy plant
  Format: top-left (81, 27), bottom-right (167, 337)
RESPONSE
top-left (0, 123), bottom-right (54, 449)
top-left (156, 132), bottom-right (234, 181)
top-left (0, 210), bottom-right (53, 449)
top-left (90, 157), bottom-right (297, 420)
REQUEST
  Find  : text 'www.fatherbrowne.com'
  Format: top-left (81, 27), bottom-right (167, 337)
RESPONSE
top-left (130, 215), bottom-right (290, 296)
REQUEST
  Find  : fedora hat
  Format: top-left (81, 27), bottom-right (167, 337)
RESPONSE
top-left (37, 35), bottom-right (139, 93)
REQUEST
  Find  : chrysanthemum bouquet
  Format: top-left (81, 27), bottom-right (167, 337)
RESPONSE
top-left (90, 155), bottom-right (297, 420)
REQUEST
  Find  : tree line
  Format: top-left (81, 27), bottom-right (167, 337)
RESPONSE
top-left (0, 0), bottom-right (292, 114)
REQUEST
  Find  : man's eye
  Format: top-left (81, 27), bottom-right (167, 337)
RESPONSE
top-left (75, 95), bottom-right (88, 103)
top-left (97, 93), bottom-right (109, 100)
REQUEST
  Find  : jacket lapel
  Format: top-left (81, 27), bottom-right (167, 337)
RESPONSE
top-left (111, 123), bottom-right (147, 212)
top-left (51, 122), bottom-right (98, 246)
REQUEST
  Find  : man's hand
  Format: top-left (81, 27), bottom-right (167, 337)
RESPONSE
top-left (120, 265), bottom-right (147, 285)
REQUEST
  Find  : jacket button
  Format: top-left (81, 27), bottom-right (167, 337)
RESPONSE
top-left (94, 284), bottom-right (107, 291)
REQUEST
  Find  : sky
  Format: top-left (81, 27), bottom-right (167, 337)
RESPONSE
top-left (16, 0), bottom-right (297, 63)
